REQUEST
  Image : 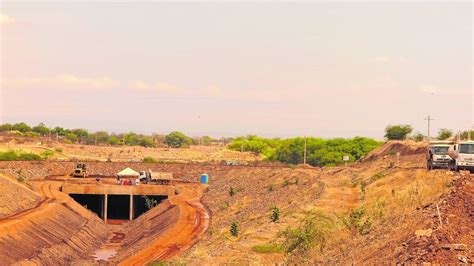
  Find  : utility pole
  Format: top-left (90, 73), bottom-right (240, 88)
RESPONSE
top-left (303, 136), bottom-right (307, 165)
top-left (424, 115), bottom-right (434, 140)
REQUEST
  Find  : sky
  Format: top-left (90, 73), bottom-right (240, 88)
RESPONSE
top-left (0, 1), bottom-right (472, 139)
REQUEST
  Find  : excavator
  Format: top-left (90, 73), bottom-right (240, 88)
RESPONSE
top-left (71, 163), bottom-right (88, 178)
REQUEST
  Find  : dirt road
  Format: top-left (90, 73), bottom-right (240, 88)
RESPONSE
top-left (118, 184), bottom-right (209, 265)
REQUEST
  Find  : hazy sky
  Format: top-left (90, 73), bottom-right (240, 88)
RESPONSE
top-left (0, 2), bottom-right (472, 139)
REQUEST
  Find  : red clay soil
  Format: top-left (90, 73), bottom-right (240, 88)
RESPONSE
top-left (395, 172), bottom-right (474, 264)
top-left (363, 140), bottom-right (428, 161)
top-left (117, 184), bottom-right (209, 265)
top-left (0, 160), bottom-right (283, 181)
top-left (0, 173), bottom-right (42, 218)
top-left (0, 181), bottom-right (108, 265)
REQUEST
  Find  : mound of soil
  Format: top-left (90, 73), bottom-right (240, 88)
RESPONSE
top-left (363, 141), bottom-right (428, 161)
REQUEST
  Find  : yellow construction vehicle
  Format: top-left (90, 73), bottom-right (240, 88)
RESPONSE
top-left (71, 163), bottom-right (88, 178)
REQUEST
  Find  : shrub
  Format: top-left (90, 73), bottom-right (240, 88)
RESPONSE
top-left (55, 147), bottom-right (64, 153)
top-left (268, 185), bottom-right (274, 192)
top-left (107, 136), bottom-right (120, 145)
top-left (16, 169), bottom-right (27, 183)
top-left (412, 132), bottom-right (425, 142)
top-left (141, 195), bottom-right (158, 210)
top-left (252, 243), bottom-right (283, 253)
top-left (389, 161), bottom-right (395, 168)
top-left (228, 187), bottom-right (236, 197)
top-left (279, 210), bottom-right (334, 255)
top-left (342, 206), bottom-right (372, 235)
top-left (0, 150), bottom-right (42, 161)
top-left (143, 156), bottom-right (158, 163)
top-left (230, 221), bottom-right (239, 236)
top-left (18, 152), bottom-right (42, 161)
top-left (271, 206), bottom-right (280, 222)
top-left (41, 150), bottom-right (54, 159)
top-left (437, 128), bottom-right (453, 140)
top-left (139, 137), bottom-right (155, 148)
top-left (384, 125), bottom-right (413, 140)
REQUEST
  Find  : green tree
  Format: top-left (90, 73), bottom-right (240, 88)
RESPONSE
top-left (65, 133), bottom-right (78, 143)
top-left (72, 129), bottom-right (89, 141)
top-left (52, 127), bottom-right (66, 136)
top-left (202, 136), bottom-right (213, 146)
top-left (107, 136), bottom-right (120, 145)
top-left (124, 132), bottom-right (139, 146)
top-left (412, 132), bottom-right (425, 142)
top-left (384, 125), bottom-right (413, 140)
top-left (12, 122), bottom-right (32, 133)
top-left (164, 131), bottom-right (192, 148)
top-left (139, 136), bottom-right (155, 147)
top-left (437, 128), bottom-right (453, 140)
top-left (0, 123), bottom-right (12, 132)
top-left (32, 122), bottom-right (50, 136)
top-left (95, 131), bottom-right (110, 143)
top-left (461, 130), bottom-right (474, 140)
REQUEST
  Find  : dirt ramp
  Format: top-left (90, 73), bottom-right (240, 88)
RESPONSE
top-left (112, 201), bottom-right (180, 263)
top-left (363, 141), bottom-right (428, 161)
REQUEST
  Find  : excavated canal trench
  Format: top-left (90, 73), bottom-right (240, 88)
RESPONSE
top-left (0, 176), bottom-right (209, 265)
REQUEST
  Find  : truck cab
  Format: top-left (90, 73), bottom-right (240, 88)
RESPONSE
top-left (448, 141), bottom-right (474, 172)
top-left (427, 141), bottom-right (452, 170)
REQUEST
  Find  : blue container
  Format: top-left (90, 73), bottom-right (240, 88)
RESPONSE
top-left (200, 174), bottom-right (209, 184)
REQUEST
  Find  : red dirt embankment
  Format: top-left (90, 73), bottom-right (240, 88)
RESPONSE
top-left (111, 200), bottom-right (180, 262)
top-left (363, 140), bottom-right (428, 161)
top-left (117, 184), bottom-right (209, 265)
top-left (395, 173), bottom-right (474, 264)
top-left (0, 160), bottom-right (281, 181)
top-left (0, 181), bottom-right (109, 264)
top-left (0, 173), bottom-right (41, 218)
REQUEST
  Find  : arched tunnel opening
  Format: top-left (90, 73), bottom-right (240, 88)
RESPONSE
top-left (133, 195), bottom-right (168, 219)
top-left (69, 194), bottom-right (104, 219)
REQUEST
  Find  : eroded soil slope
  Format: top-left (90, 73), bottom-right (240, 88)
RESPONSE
top-left (0, 181), bottom-right (108, 265)
top-left (0, 173), bottom-right (41, 218)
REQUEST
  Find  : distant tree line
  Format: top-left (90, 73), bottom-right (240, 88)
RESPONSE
top-left (385, 124), bottom-right (470, 142)
top-left (0, 122), bottom-right (208, 148)
top-left (228, 135), bottom-right (382, 167)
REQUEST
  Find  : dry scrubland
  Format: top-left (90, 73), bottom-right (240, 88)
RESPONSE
top-left (0, 135), bottom-right (260, 162)
top-left (0, 140), bottom-right (471, 264)
top-left (180, 141), bottom-right (472, 264)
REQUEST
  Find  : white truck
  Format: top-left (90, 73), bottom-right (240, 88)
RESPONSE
top-left (448, 140), bottom-right (474, 172)
top-left (139, 170), bottom-right (173, 185)
top-left (426, 141), bottom-right (453, 170)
